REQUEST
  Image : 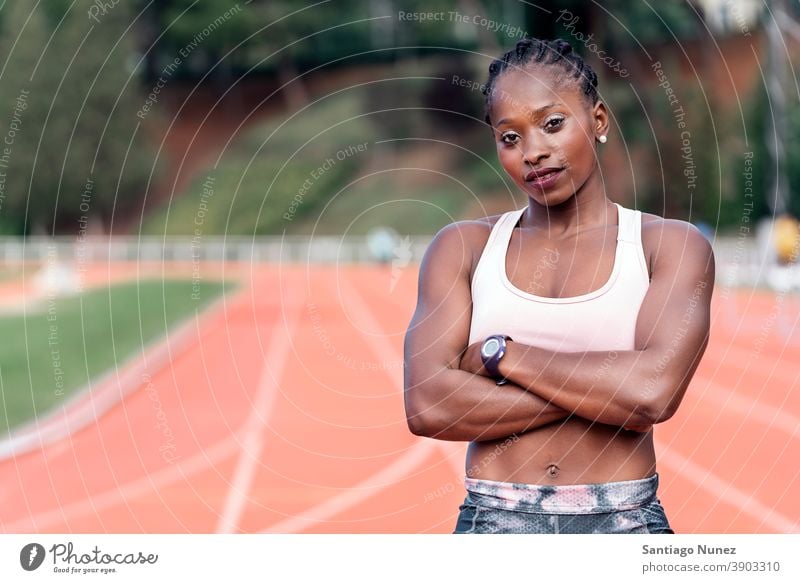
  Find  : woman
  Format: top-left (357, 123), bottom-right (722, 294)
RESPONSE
top-left (402, 37), bottom-right (714, 534)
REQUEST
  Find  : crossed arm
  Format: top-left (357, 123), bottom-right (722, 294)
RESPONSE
top-left (403, 218), bottom-right (714, 442)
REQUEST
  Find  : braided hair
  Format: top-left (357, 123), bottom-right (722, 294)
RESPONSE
top-left (482, 37), bottom-right (599, 125)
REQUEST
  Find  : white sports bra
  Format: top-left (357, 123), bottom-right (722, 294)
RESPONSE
top-left (468, 202), bottom-right (650, 352)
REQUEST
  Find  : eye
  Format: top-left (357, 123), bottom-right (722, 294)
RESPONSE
top-left (500, 131), bottom-right (520, 145)
top-left (544, 116), bottom-right (565, 131)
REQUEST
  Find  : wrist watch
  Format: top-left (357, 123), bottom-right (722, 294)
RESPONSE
top-left (480, 335), bottom-right (512, 385)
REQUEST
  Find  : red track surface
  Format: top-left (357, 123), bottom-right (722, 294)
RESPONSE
top-left (0, 264), bottom-right (797, 533)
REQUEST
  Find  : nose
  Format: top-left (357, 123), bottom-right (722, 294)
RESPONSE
top-left (521, 134), bottom-right (550, 166)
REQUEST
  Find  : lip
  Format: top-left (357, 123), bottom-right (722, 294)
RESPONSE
top-left (524, 167), bottom-right (564, 189)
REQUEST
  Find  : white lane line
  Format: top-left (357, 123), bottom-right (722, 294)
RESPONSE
top-left (341, 276), bottom-right (467, 481)
top-left (656, 441), bottom-right (799, 533)
top-left (2, 431), bottom-right (241, 532)
top-left (259, 439), bottom-right (436, 533)
top-left (249, 275), bottom-right (447, 533)
top-left (269, 274), bottom-right (797, 535)
top-left (214, 286), bottom-right (305, 533)
top-left (336, 277), bottom-right (403, 382)
top-left (703, 340), bottom-right (800, 390)
top-left (688, 378), bottom-right (800, 440)
top-left (0, 290), bottom-right (234, 460)
top-left (340, 273), bottom-right (800, 534)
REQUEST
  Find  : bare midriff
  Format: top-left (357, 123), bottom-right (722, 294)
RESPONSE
top-left (465, 418), bottom-right (656, 485)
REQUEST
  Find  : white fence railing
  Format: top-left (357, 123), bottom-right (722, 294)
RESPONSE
top-left (0, 235), bottom-right (794, 289)
top-left (0, 236), bottom-right (435, 264)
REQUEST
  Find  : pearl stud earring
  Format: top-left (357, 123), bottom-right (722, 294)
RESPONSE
top-left (598, 135), bottom-right (607, 144)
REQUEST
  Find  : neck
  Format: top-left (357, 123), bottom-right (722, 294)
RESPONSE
top-left (519, 173), bottom-right (614, 236)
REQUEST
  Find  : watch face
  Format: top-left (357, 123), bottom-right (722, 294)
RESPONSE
top-left (481, 337), bottom-right (500, 358)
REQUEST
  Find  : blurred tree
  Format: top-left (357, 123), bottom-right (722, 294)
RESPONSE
top-left (136, 1), bottom-right (483, 87)
top-left (0, 0), bottom-right (158, 234)
top-left (237, 0), bottom-right (327, 109)
top-left (155, 0), bottom-right (250, 84)
top-left (137, 0), bottom-right (371, 107)
top-left (0, 0), bottom-right (50, 234)
top-left (769, 82), bottom-right (800, 219)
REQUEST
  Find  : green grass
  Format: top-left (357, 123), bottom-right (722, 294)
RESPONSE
top-left (288, 173), bottom-right (473, 235)
top-left (0, 266), bottom-right (24, 282)
top-left (0, 278), bottom-right (229, 434)
top-left (139, 59), bottom-right (477, 236)
top-left (141, 90), bottom-right (371, 236)
top-left (284, 145), bottom-right (512, 235)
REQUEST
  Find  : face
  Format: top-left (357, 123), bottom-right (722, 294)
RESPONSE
top-left (488, 67), bottom-right (608, 206)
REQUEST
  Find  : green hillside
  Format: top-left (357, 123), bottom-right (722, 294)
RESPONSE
top-left (140, 59), bottom-right (513, 236)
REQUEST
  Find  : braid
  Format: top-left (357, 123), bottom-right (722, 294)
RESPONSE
top-left (482, 37), bottom-right (599, 125)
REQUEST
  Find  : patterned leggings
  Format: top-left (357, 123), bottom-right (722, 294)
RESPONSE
top-left (453, 473), bottom-right (674, 534)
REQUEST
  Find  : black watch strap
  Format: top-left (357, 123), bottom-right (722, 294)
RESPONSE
top-left (481, 335), bottom-right (512, 384)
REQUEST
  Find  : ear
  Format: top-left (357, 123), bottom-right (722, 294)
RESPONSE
top-left (592, 100), bottom-right (609, 141)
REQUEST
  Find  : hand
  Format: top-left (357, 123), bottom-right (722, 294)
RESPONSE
top-left (459, 341), bottom-right (490, 377)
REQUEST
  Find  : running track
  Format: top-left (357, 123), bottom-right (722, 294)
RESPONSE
top-left (0, 263), bottom-right (798, 533)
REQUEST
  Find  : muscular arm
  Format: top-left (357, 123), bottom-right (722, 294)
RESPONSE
top-left (403, 222), bottom-right (573, 442)
top-left (492, 220), bottom-right (714, 428)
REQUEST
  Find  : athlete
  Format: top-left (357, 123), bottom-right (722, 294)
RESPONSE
top-left (403, 37), bottom-right (715, 533)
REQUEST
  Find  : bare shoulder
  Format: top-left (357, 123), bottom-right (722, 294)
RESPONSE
top-left (640, 212), bottom-right (714, 276)
top-left (424, 213), bottom-right (506, 276)
top-left (450, 212), bottom-right (505, 232)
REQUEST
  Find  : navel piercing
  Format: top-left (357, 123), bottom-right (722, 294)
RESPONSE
top-left (598, 135), bottom-right (607, 144)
